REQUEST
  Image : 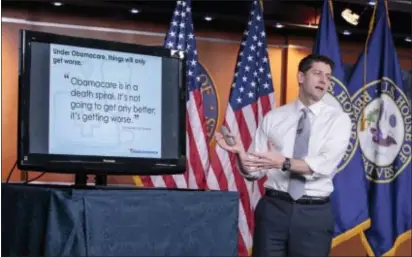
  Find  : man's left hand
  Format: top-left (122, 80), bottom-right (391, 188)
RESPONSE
top-left (244, 141), bottom-right (285, 170)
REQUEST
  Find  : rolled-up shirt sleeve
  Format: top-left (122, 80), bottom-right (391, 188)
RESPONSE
top-left (303, 113), bottom-right (351, 180)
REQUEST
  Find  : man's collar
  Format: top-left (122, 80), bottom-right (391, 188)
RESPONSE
top-left (295, 99), bottom-right (325, 117)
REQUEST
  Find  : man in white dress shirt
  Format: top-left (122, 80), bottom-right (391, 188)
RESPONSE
top-left (215, 54), bottom-right (352, 257)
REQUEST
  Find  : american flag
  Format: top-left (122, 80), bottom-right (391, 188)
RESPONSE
top-left (141, 0), bottom-right (210, 190)
top-left (207, 1), bottom-right (275, 255)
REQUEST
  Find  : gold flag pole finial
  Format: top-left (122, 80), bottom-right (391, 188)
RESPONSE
top-left (328, 0), bottom-right (334, 18)
top-left (384, 0), bottom-right (391, 28)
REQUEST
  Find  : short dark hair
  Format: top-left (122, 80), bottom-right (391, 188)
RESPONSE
top-left (298, 54), bottom-right (335, 73)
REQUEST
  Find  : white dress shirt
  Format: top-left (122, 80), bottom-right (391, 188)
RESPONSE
top-left (243, 99), bottom-right (351, 197)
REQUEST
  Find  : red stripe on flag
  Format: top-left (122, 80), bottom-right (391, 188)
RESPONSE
top-left (235, 107), bottom-right (255, 151)
top-left (186, 91), bottom-right (208, 189)
top-left (141, 176), bottom-right (154, 188)
top-left (209, 150), bottom-right (229, 191)
top-left (237, 228), bottom-right (249, 256)
top-left (163, 175), bottom-right (178, 188)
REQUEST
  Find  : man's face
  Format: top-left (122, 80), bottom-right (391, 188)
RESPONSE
top-left (297, 61), bottom-right (332, 102)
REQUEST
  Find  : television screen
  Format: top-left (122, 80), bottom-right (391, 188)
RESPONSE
top-left (17, 30), bottom-right (186, 175)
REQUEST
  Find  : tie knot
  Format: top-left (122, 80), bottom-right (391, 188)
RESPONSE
top-left (301, 108), bottom-right (310, 118)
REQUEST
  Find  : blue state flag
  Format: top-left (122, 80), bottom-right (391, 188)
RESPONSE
top-left (312, 0), bottom-right (370, 247)
top-left (347, 0), bottom-right (411, 255)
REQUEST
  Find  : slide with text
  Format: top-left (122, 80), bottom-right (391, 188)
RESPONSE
top-left (48, 43), bottom-right (162, 158)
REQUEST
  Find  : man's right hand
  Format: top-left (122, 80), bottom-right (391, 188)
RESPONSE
top-left (214, 131), bottom-right (244, 154)
top-left (215, 129), bottom-right (262, 175)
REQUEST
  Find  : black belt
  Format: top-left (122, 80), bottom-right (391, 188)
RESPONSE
top-left (265, 189), bottom-right (330, 205)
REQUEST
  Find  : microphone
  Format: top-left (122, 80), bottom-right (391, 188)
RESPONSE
top-left (220, 126), bottom-right (236, 146)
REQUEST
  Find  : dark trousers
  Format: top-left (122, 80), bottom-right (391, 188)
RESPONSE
top-left (252, 190), bottom-right (334, 257)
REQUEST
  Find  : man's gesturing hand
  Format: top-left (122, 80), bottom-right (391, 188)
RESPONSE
top-left (214, 130), bottom-right (243, 154)
top-left (245, 141), bottom-right (285, 170)
top-left (215, 128), bottom-right (260, 174)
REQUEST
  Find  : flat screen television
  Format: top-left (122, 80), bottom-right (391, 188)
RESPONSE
top-left (17, 30), bottom-right (187, 177)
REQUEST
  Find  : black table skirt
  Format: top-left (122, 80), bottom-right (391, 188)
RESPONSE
top-left (2, 183), bottom-right (239, 256)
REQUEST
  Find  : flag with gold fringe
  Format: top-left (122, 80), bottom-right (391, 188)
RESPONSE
top-left (347, 0), bottom-right (411, 255)
top-left (312, 0), bottom-right (371, 248)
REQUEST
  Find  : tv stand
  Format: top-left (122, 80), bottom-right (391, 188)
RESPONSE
top-left (74, 173), bottom-right (107, 186)
top-left (74, 173), bottom-right (88, 186)
top-left (95, 174), bottom-right (107, 186)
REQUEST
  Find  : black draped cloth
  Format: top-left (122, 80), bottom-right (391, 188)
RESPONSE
top-left (2, 183), bottom-right (239, 256)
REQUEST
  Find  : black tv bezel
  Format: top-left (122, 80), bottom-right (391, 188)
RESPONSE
top-left (17, 29), bottom-right (187, 176)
